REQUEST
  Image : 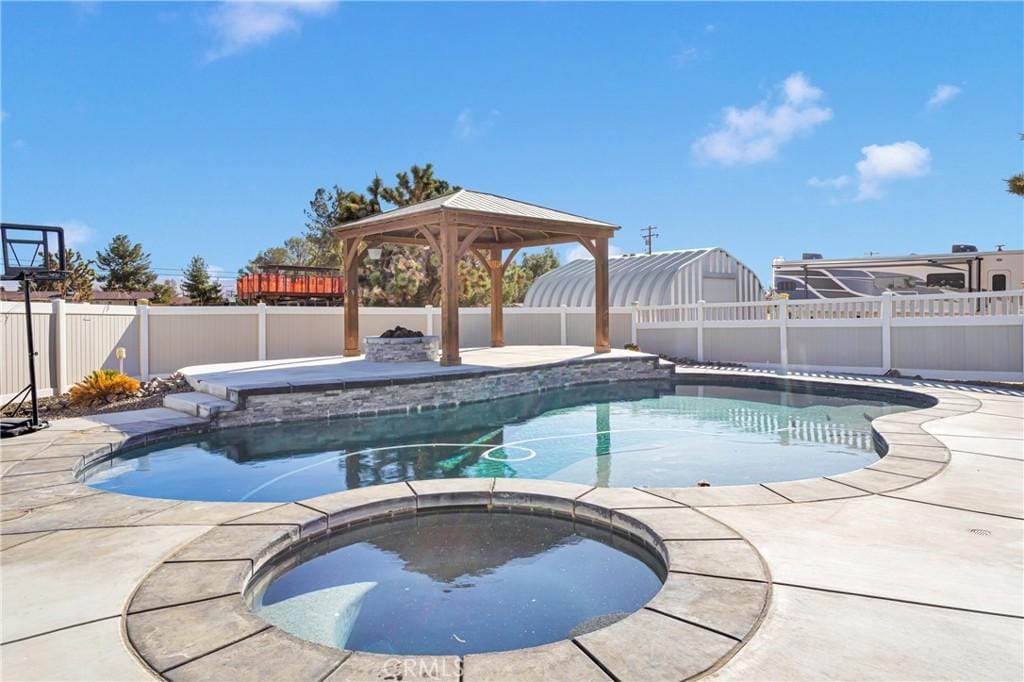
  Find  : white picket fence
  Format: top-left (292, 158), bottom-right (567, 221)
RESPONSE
top-left (3, 289), bottom-right (1022, 401)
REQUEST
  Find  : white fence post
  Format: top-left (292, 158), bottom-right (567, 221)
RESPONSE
top-left (880, 291), bottom-right (893, 372)
top-left (779, 298), bottom-right (789, 368)
top-left (631, 301), bottom-right (639, 346)
top-left (257, 302), bottom-right (267, 361)
top-left (425, 305), bottom-right (434, 336)
top-left (138, 303), bottom-right (150, 380)
top-left (697, 300), bottom-right (706, 362)
top-left (560, 304), bottom-right (567, 345)
top-left (52, 298), bottom-right (67, 393)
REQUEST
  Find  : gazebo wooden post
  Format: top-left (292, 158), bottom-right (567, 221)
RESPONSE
top-left (489, 245), bottom-right (504, 348)
top-left (342, 237), bottom-right (362, 357)
top-left (439, 215), bottom-right (461, 366)
top-left (594, 236), bottom-right (611, 353)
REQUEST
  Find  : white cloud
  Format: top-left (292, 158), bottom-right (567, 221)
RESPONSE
top-left (854, 141), bottom-right (931, 200)
top-left (672, 46), bottom-right (699, 68)
top-left (565, 243), bottom-right (624, 262)
top-left (61, 220), bottom-right (96, 248)
top-left (203, 1), bottom-right (335, 63)
top-left (454, 108), bottom-right (501, 139)
top-left (692, 72), bottom-right (833, 166)
top-left (704, 23), bottom-right (717, 32)
top-left (807, 175), bottom-right (851, 189)
top-left (927, 84), bottom-right (962, 109)
top-left (1, 110), bottom-right (7, 122)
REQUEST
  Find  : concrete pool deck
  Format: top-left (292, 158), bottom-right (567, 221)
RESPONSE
top-left (1, 368), bottom-right (1021, 680)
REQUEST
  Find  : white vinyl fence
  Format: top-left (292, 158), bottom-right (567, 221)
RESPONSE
top-left (635, 290), bottom-right (1024, 381)
top-left (3, 290), bottom-right (1022, 400)
top-left (1, 303), bottom-right (633, 399)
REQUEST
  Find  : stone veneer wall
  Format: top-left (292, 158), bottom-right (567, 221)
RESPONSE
top-left (364, 336), bottom-right (440, 363)
top-left (218, 357), bottom-right (668, 425)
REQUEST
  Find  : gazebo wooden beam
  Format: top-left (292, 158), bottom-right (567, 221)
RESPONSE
top-left (342, 236), bottom-right (363, 357)
top-left (489, 245), bottom-right (504, 348)
top-left (593, 237), bottom-right (610, 353)
top-left (439, 213), bottom-right (461, 366)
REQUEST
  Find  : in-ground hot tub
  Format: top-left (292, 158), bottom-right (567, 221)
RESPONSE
top-left (247, 508), bottom-right (666, 655)
top-left (364, 334), bottom-right (440, 362)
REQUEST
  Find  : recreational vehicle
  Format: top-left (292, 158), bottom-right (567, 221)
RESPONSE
top-left (771, 245), bottom-right (1023, 299)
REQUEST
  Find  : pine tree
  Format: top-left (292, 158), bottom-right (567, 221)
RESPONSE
top-left (181, 256), bottom-right (223, 305)
top-left (95, 234), bottom-right (157, 292)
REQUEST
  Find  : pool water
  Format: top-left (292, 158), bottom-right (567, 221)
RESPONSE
top-left (249, 510), bottom-right (666, 655)
top-left (80, 381), bottom-right (913, 502)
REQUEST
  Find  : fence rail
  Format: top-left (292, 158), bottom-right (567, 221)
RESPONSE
top-left (3, 288), bottom-right (1023, 401)
top-left (635, 290), bottom-right (1024, 324)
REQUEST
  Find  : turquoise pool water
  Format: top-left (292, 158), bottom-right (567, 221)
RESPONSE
top-left (80, 381), bottom-right (914, 502)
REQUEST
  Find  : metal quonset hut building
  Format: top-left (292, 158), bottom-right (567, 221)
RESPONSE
top-left (524, 248), bottom-right (764, 307)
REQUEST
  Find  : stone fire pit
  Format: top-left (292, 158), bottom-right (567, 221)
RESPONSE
top-left (364, 327), bottom-right (440, 362)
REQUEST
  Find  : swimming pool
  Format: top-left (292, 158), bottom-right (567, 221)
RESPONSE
top-left (80, 380), bottom-right (915, 502)
top-left (249, 509), bottom-right (666, 655)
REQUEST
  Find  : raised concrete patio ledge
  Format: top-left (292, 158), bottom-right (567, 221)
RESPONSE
top-left (174, 346), bottom-right (671, 425)
top-left (121, 484), bottom-right (770, 681)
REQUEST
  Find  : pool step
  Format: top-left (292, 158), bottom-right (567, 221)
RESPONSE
top-left (163, 391), bottom-right (238, 419)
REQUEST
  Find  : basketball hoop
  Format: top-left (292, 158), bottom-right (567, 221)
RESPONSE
top-left (1, 224), bottom-right (68, 438)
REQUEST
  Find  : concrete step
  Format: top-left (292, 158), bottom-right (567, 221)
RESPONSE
top-left (163, 392), bottom-right (237, 419)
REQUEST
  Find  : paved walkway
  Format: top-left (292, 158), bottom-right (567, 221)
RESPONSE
top-left (1, 370), bottom-right (1021, 681)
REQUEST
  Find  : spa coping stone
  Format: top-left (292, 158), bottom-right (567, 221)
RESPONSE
top-left (491, 478), bottom-right (594, 516)
top-left (407, 477), bottom-right (494, 508)
top-left (164, 627), bottom-right (348, 682)
top-left (647, 572), bottom-right (769, 640)
top-left (463, 640), bottom-right (608, 682)
top-left (329, 652), bottom-right (462, 681)
top-left (124, 482), bottom-right (770, 680)
top-left (301, 481), bottom-right (419, 528)
top-left (575, 608), bottom-right (739, 681)
top-left (126, 593), bottom-right (270, 673)
top-left (129, 560), bottom-right (252, 614)
top-left (664, 539), bottom-right (768, 583)
top-left (224, 503), bottom-right (329, 538)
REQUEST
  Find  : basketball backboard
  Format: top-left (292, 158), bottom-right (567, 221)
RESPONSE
top-left (1, 223), bottom-right (66, 281)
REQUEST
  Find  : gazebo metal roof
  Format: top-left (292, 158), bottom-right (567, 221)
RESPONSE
top-left (333, 189), bottom-right (618, 249)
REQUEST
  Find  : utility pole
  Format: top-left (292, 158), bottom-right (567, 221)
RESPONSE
top-left (641, 225), bottom-right (659, 255)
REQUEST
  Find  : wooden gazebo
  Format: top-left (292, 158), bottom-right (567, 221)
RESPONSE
top-left (333, 190), bottom-right (619, 366)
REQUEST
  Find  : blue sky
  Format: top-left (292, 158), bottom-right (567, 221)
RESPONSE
top-left (2, 1), bottom-right (1021, 287)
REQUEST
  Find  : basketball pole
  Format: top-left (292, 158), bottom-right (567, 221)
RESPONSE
top-left (22, 275), bottom-right (40, 428)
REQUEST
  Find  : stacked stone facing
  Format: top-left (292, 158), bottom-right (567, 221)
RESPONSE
top-left (364, 336), bottom-right (441, 363)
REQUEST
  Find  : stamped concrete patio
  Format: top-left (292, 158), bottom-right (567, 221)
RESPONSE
top-left (1, 368), bottom-right (1021, 681)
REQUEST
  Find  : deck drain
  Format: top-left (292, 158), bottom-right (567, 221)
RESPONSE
top-left (969, 528), bottom-right (991, 536)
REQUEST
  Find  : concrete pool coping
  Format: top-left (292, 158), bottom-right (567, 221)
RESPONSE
top-left (1, 369), bottom-right (1021, 680)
